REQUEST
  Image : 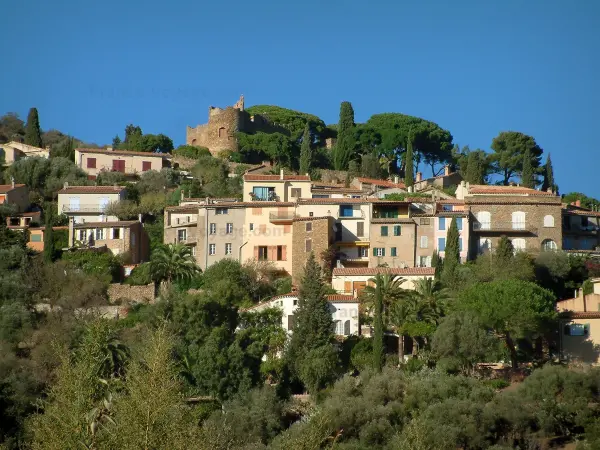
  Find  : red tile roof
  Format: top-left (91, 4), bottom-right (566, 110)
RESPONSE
top-left (74, 221), bottom-right (139, 228)
top-left (77, 148), bottom-right (172, 158)
top-left (293, 216), bottom-right (331, 222)
top-left (561, 311), bottom-right (600, 319)
top-left (58, 185), bottom-right (126, 194)
top-left (298, 197), bottom-right (373, 204)
top-left (326, 294), bottom-right (358, 303)
top-left (332, 267), bottom-right (436, 276)
top-left (468, 185), bottom-right (556, 197)
top-left (356, 177), bottom-right (406, 188)
top-left (563, 209), bottom-right (600, 217)
top-left (243, 174), bottom-right (311, 181)
top-left (466, 199), bottom-right (562, 205)
top-left (0, 184), bottom-right (26, 193)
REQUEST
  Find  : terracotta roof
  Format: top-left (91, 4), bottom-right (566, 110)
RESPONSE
top-left (165, 205), bottom-right (200, 212)
top-left (213, 201), bottom-right (294, 208)
top-left (436, 211), bottom-right (469, 217)
top-left (243, 174), bottom-right (311, 181)
top-left (0, 184), bottom-right (26, 193)
top-left (371, 218), bottom-right (416, 224)
top-left (356, 177), bottom-right (406, 188)
top-left (332, 267), bottom-right (436, 276)
top-left (563, 209), bottom-right (600, 217)
top-left (561, 311), bottom-right (600, 319)
top-left (468, 185), bottom-right (557, 197)
top-left (311, 188), bottom-right (365, 194)
top-left (76, 148), bottom-right (172, 158)
top-left (293, 216), bottom-right (330, 222)
top-left (298, 198), bottom-right (373, 204)
top-left (74, 221), bottom-right (139, 228)
top-left (10, 211), bottom-right (41, 217)
top-left (36, 226), bottom-right (69, 230)
top-left (436, 199), bottom-right (465, 204)
top-left (58, 185), bottom-right (126, 194)
top-left (466, 199), bottom-right (561, 205)
top-left (326, 294), bottom-right (358, 303)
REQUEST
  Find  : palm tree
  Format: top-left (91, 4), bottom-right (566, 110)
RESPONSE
top-left (360, 273), bottom-right (405, 325)
top-left (412, 277), bottom-right (451, 322)
top-left (149, 243), bottom-right (200, 285)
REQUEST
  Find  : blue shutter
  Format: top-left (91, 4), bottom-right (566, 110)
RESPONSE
top-left (439, 217), bottom-right (446, 230)
top-left (438, 238), bottom-right (446, 251)
top-left (456, 218), bottom-right (463, 230)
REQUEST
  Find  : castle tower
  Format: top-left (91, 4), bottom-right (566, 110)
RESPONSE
top-left (233, 94), bottom-right (244, 111)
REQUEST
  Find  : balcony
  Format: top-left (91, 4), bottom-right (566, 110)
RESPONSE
top-left (473, 222), bottom-right (537, 234)
top-left (337, 210), bottom-right (365, 219)
top-left (62, 204), bottom-right (107, 213)
top-left (269, 212), bottom-right (296, 223)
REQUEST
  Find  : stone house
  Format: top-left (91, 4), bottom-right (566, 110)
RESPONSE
top-left (456, 182), bottom-right (562, 255)
top-left (292, 216), bottom-right (334, 285)
top-left (57, 184), bottom-right (126, 224)
top-left (0, 141), bottom-right (50, 165)
top-left (0, 182), bottom-right (29, 212)
top-left (433, 200), bottom-right (470, 262)
top-left (413, 165), bottom-right (463, 192)
top-left (244, 292), bottom-right (360, 337)
top-left (331, 267), bottom-right (436, 297)
top-left (562, 203), bottom-right (600, 252)
top-left (74, 148), bottom-right (172, 179)
top-left (243, 171), bottom-right (311, 202)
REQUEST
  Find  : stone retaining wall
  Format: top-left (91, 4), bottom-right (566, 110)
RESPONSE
top-left (108, 283), bottom-right (155, 304)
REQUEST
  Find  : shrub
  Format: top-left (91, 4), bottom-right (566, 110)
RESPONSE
top-left (173, 145), bottom-right (211, 160)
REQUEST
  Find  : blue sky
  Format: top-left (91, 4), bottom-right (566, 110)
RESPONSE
top-left (1, 0), bottom-right (598, 196)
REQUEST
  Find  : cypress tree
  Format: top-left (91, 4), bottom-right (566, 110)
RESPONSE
top-left (541, 153), bottom-right (555, 192)
top-left (333, 102), bottom-right (355, 171)
top-left (521, 148), bottom-right (534, 188)
top-left (372, 274), bottom-right (384, 372)
top-left (432, 249), bottom-right (442, 281)
top-left (112, 135), bottom-right (122, 149)
top-left (43, 203), bottom-right (54, 262)
top-left (404, 137), bottom-right (414, 187)
top-left (466, 151), bottom-right (486, 184)
top-left (495, 235), bottom-right (514, 262)
top-left (299, 123), bottom-right (312, 175)
top-left (24, 107), bottom-right (43, 148)
top-left (442, 218), bottom-right (460, 283)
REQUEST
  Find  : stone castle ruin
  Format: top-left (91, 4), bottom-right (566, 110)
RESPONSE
top-left (186, 95), bottom-right (283, 156)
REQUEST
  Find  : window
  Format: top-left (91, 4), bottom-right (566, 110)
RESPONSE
top-left (542, 239), bottom-right (557, 251)
top-left (226, 223), bottom-right (233, 234)
top-left (335, 223), bottom-right (342, 241)
top-left (113, 228), bottom-right (120, 239)
top-left (356, 222), bottom-right (364, 237)
top-left (258, 246), bottom-right (268, 260)
top-left (456, 218), bottom-right (463, 230)
top-left (381, 226), bottom-right (388, 236)
top-left (582, 216), bottom-right (590, 228)
top-left (87, 158), bottom-right (96, 169)
top-left (309, 212), bottom-right (314, 217)
top-left (293, 299), bottom-right (298, 306)
top-left (291, 188), bottom-right (301, 198)
top-left (96, 228), bottom-right (104, 240)
top-left (393, 225), bottom-right (401, 236)
top-left (438, 217), bottom-right (446, 231)
top-left (391, 247), bottom-right (397, 257)
top-left (420, 218), bottom-right (431, 225)
top-left (225, 243), bottom-right (232, 255)
top-left (340, 204), bottom-right (353, 217)
top-left (419, 256), bottom-right (432, 267)
top-left (277, 245), bottom-right (284, 261)
top-left (442, 204), bottom-right (453, 211)
top-left (512, 211), bottom-right (526, 230)
top-left (112, 159), bottom-right (125, 172)
top-left (359, 247), bottom-right (369, 257)
top-left (209, 223), bottom-right (216, 234)
top-left (78, 230), bottom-right (86, 241)
top-left (543, 215), bottom-right (555, 227)
top-left (479, 238), bottom-right (491, 253)
top-left (252, 186), bottom-right (275, 201)
top-left (192, 246), bottom-right (196, 256)
top-left (31, 234), bottom-right (42, 242)
top-left (305, 239), bottom-right (312, 252)
top-left (512, 238), bottom-right (526, 252)
top-left (374, 248), bottom-right (385, 257)
top-left (420, 236), bottom-right (428, 248)
top-left (69, 197), bottom-right (80, 211)
top-left (335, 320), bottom-right (344, 335)
top-left (306, 222), bottom-right (312, 232)
top-left (177, 229), bottom-right (187, 242)
top-left (287, 315), bottom-right (295, 331)
top-left (249, 223), bottom-right (254, 231)
top-left (209, 244), bottom-right (216, 255)
top-left (563, 216), bottom-right (572, 230)
top-left (476, 211), bottom-right (491, 230)
top-left (142, 161), bottom-right (152, 172)
top-left (564, 323), bottom-right (590, 336)
top-left (438, 238), bottom-right (446, 251)
top-left (218, 127), bottom-right (226, 138)
top-left (216, 208), bottom-right (228, 215)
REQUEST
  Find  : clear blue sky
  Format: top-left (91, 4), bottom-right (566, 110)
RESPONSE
top-left (1, 0), bottom-right (598, 196)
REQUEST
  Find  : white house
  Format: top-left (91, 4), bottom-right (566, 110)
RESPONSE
top-left (243, 293), bottom-right (360, 337)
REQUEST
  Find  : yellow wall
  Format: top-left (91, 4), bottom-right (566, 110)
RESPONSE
top-left (75, 150), bottom-right (168, 177)
top-left (561, 318), bottom-right (600, 364)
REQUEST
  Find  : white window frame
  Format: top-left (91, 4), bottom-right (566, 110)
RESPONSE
top-left (209, 223), bottom-right (216, 235)
top-left (543, 215), bottom-right (555, 228)
top-left (95, 228), bottom-right (104, 240)
top-left (420, 236), bottom-right (428, 249)
top-left (225, 243), bottom-right (232, 255)
top-left (226, 223), bottom-right (233, 234)
top-left (542, 239), bottom-right (558, 251)
top-left (209, 243), bottom-right (216, 255)
top-left (476, 211), bottom-right (491, 230)
top-left (512, 211), bottom-right (526, 230)
top-left (512, 238), bottom-right (526, 252)
top-left (177, 229), bottom-right (187, 242)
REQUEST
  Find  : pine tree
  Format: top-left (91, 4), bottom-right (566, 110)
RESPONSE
top-left (442, 218), bottom-right (460, 283)
top-left (24, 107), bottom-right (43, 148)
top-left (495, 235), bottom-right (514, 262)
top-left (43, 204), bottom-right (54, 262)
top-left (372, 274), bottom-right (384, 372)
top-left (404, 137), bottom-right (414, 187)
top-left (541, 153), bottom-right (555, 192)
top-left (333, 102), bottom-right (355, 171)
top-left (112, 135), bottom-right (122, 149)
top-left (299, 123), bottom-right (312, 175)
top-left (521, 148), bottom-right (534, 188)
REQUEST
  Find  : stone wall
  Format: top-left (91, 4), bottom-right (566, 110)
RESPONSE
top-left (415, 216), bottom-right (435, 265)
top-left (108, 283), bottom-right (155, 304)
top-left (292, 217), bottom-right (333, 285)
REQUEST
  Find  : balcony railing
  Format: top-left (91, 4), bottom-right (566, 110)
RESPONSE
top-left (337, 210), bottom-right (365, 219)
top-left (269, 212), bottom-right (296, 222)
top-left (63, 204), bottom-right (107, 213)
top-left (473, 222), bottom-right (537, 233)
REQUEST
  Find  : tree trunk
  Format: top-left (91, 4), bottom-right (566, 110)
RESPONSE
top-left (412, 337), bottom-right (418, 356)
top-left (398, 335), bottom-right (404, 365)
top-left (505, 332), bottom-right (518, 369)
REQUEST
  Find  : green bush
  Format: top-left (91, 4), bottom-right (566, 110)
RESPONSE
top-left (484, 379), bottom-right (510, 390)
top-left (62, 250), bottom-right (122, 283)
top-left (350, 338), bottom-right (373, 372)
top-left (173, 145), bottom-right (211, 160)
top-left (125, 263), bottom-right (152, 286)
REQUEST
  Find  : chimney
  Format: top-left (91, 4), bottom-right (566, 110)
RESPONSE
top-left (408, 186), bottom-right (413, 193)
top-left (416, 172), bottom-right (422, 182)
top-left (444, 165), bottom-right (450, 176)
top-left (63, 181), bottom-right (69, 190)
top-left (68, 217), bottom-right (75, 247)
top-left (280, 169), bottom-right (284, 180)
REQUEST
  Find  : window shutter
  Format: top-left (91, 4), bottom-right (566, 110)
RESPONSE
top-left (268, 246), bottom-right (276, 261)
top-left (357, 222), bottom-right (364, 237)
top-left (284, 225), bottom-right (291, 233)
top-left (254, 246), bottom-right (259, 260)
top-left (282, 245), bottom-right (287, 260)
top-left (344, 281), bottom-right (351, 293)
top-left (381, 248), bottom-right (386, 257)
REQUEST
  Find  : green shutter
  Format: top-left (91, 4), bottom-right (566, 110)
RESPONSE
top-left (394, 225), bottom-right (401, 236)
top-left (381, 226), bottom-right (388, 236)
top-left (381, 248), bottom-right (386, 257)
top-left (391, 247), bottom-right (397, 256)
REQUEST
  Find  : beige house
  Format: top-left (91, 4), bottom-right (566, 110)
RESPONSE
top-left (75, 147), bottom-right (172, 178)
top-left (557, 279), bottom-right (600, 365)
top-left (0, 182), bottom-right (29, 212)
top-left (243, 171), bottom-right (311, 202)
top-left (69, 219), bottom-right (149, 264)
top-left (369, 201), bottom-right (415, 268)
top-left (58, 184), bottom-right (127, 223)
top-left (331, 267), bottom-right (436, 297)
top-left (0, 141), bottom-right (50, 165)
top-left (292, 217), bottom-right (334, 284)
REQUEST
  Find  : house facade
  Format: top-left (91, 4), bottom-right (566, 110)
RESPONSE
top-left (331, 267), bottom-right (436, 297)
top-left (75, 148), bottom-right (172, 178)
top-left (0, 141), bottom-right (50, 165)
top-left (243, 172), bottom-right (311, 202)
top-left (434, 200), bottom-right (470, 262)
top-left (57, 184), bottom-right (126, 223)
top-left (292, 216), bottom-right (334, 284)
top-left (0, 183), bottom-right (29, 212)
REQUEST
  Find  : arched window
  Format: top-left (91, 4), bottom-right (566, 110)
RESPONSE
top-left (512, 211), bottom-right (526, 230)
top-left (476, 211), bottom-right (491, 230)
top-left (543, 215), bottom-right (555, 227)
top-left (218, 127), bottom-right (226, 138)
top-left (479, 238), bottom-right (491, 254)
top-left (191, 139), bottom-right (197, 145)
top-left (512, 238), bottom-right (526, 252)
top-left (542, 239), bottom-right (558, 251)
